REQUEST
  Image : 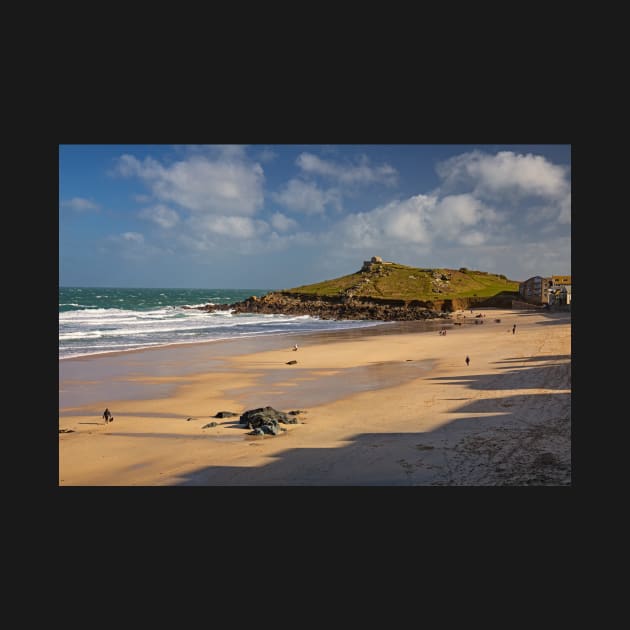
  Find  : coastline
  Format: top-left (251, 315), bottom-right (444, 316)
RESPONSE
top-left (59, 318), bottom-right (444, 410)
top-left (59, 307), bottom-right (571, 485)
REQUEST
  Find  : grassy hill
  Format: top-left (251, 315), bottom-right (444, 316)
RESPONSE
top-left (285, 261), bottom-right (519, 302)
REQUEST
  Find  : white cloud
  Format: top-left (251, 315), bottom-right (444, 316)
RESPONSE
top-left (524, 204), bottom-right (559, 225)
top-left (258, 149), bottom-right (278, 163)
top-left (273, 179), bottom-right (331, 214)
top-left (340, 194), bottom-right (435, 247)
top-left (337, 192), bottom-right (499, 251)
top-left (296, 152), bottom-right (398, 186)
top-left (138, 204), bottom-right (180, 229)
top-left (432, 194), bottom-right (483, 239)
top-left (383, 201), bottom-right (431, 243)
top-left (114, 154), bottom-right (146, 178)
top-left (558, 193), bottom-right (571, 224)
top-left (61, 197), bottom-right (100, 212)
top-left (104, 231), bottom-right (165, 260)
top-left (114, 153), bottom-right (264, 216)
top-left (458, 231), bottom-right (486, 246)
top-left (100, 146), bottom-right (568, 283)
top-left (133, 194), bottom-right (152, 203)
top-left (437, 150), bottom-right (569, 200)
top-left (270, 212), bottom-right (298, 232)
top-left (187, 215), bottom-right (269, 240)
top-left (211, 145), bottom-right (248, 160)
top-left (121, 232), bottom-right (144, 244)
top-left (174, 145), bottom-right (249, 160)
top-left (432, 149), bottom-right (570, 246)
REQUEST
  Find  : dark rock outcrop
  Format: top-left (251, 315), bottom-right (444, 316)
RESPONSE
top-left (240, 406), bottom-right (298, 435)
top-left (195, 287), bottom-right (516, 321)
top-left (214, 411), bottom-right (238, 418)
top-left (200, 292), bottom-right (451, 320)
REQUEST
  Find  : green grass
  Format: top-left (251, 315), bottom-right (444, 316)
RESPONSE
top-left (285, 262), bottom-right (519, 301)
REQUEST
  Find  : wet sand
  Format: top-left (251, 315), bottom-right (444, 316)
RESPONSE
top-left (59, 319), bottom-right (442, 410)
top-left (58, 308), bottom-right (571, 485)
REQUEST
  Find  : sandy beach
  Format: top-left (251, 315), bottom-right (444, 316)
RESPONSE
top-left (58, 307), bottom-right (571, 485)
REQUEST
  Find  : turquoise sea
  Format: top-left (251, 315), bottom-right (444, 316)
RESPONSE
top-left (59, 287), bottom-right (381, 359)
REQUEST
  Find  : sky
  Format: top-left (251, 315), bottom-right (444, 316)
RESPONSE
top-left (59, 144), bottom-right (571, 289)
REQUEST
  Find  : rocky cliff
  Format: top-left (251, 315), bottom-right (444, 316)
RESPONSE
top-left (196, 260), bottom-right (518, 321)
top-left (201, 292), bottom-right (513, 321)
top-left (215, 292), bottom-right (447, 320)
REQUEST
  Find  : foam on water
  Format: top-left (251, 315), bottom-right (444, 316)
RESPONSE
top-left (59, 287), bottom-right (382, 359)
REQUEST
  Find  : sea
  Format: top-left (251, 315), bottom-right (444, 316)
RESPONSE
top-left (59, 287), bottom-right (383, 360)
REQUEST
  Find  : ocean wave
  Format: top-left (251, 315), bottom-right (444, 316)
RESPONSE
top-left (59, 330), bottom-right (105, 339)
top-left (59, 320), bottom-right (384, 359)
top-left (59, 306), bottom-right (188, 320)
top-left (59, 294), bottom-right (384, 359)
top-left (59, 307), bottom-right (128, 316)
top-left (60, 315), bottom-right (310, 338)
top-left (60, 342), bottom-right (166, 359)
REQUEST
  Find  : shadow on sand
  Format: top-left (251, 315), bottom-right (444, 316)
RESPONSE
top-left (161, 356), bottom-right (571, 486)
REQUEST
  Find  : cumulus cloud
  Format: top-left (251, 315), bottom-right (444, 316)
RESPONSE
top-left (296, 152), bottom-right (398, 186)
top-left (110, 148), bottom-right (276, 257)
top-left (61, 197), bottom-right (100, 212)
top-left (337, 191), bottom-right (502, 251)
top-left (339, 195), bottom-right (435, 247)
top-left (101, 146), bottom-right (568, 283)
top-left (432, 194), bottom-right (482, 233)
top-left (273, 179), bottom-right (332, 214)
top-left (435, 149), bottom-right (571, 236)
top-left (437, 150), bottom-right (569, 200)
top-left (270, 212), bottom-right (298, 232)
top-left (138, 204), bottom-right (180, 229)
top-left (114, 153), bottom-right (264, 216)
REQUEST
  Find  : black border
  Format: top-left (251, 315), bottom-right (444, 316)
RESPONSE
top-left (51, 98), bottom-right (574, 548)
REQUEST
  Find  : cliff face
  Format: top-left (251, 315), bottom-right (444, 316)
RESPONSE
top-left (225, 292), bottom-right (447, 320)
top-left (203, 291), bottom-right (513, 321)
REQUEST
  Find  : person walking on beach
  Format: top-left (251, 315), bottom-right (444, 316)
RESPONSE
top-left (512, 324), bottom-right (516, 335)
top-left (465, 355), bottom-right (470, 366)
top-left (102, 407), bottom-right (112, 423)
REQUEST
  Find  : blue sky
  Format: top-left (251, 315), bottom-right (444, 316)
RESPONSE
top-left (59, 144), bottom-right (571, 288)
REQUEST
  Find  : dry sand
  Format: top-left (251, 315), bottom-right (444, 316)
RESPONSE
top-left (58, 308), bottom-right (571, 485)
